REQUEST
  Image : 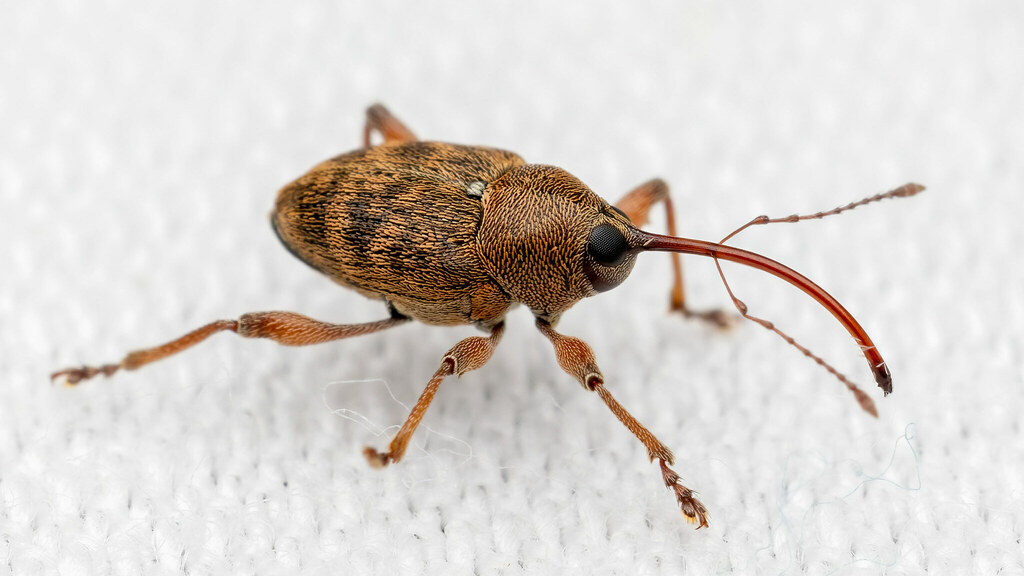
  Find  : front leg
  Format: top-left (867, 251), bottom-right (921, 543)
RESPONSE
top-left (614, 178), bottom-right (733, 329)
top-left (535, 318), bottom-right (709, 528)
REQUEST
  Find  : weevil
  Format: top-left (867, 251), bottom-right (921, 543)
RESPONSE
top-left (53, 104), bottom-right (923, 527)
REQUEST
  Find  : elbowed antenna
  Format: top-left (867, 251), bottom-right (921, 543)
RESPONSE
top-left (635, 231), bottom-right (892, 397)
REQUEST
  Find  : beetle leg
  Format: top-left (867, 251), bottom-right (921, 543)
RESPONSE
top-left (536, 318), bottom-right (710, 528)
top-left (615, 178), bottom-right (733, 328)
top-left (51, 312), bottom-right (410, 386)
top-left (364, 322), bottom-right (505, 467)
top-left (363, 104), bottom-right (418, 147)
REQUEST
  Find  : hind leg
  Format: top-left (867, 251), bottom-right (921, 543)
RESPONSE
top-left (52, 312), bottom-right (410, 385)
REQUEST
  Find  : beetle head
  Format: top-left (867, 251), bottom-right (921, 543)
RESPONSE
top-left (477, 164), bottom-right (642, 322)
top-left (478, 164), bottom-right (911, 402)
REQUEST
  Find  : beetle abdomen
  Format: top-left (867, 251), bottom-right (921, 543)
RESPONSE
top-left (272, 142), bottom-right (524, 325)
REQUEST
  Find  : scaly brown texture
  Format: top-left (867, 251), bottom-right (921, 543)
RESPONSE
top-left (477, 164), bottom-right (637, 321)
top-left (52, 104), bottom-right (917, 529)
top-left (272, 142), bottom-right (526, 327)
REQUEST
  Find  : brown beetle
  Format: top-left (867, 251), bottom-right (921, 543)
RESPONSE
top-left (53, 104), bottom-right (922, 527)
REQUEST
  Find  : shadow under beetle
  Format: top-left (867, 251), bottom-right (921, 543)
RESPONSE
top-left (53, 104), bottom-right (923, 528)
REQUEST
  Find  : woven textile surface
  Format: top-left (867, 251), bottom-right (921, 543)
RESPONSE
top-left (3, 1), bottom-right (1022, 574)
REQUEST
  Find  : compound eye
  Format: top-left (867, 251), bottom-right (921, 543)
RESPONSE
top-left (587, 223), bottom-right (629, 266)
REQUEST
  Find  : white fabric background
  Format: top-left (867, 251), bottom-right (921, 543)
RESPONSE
top-left (3, 1), bottom-right (1022, 574)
